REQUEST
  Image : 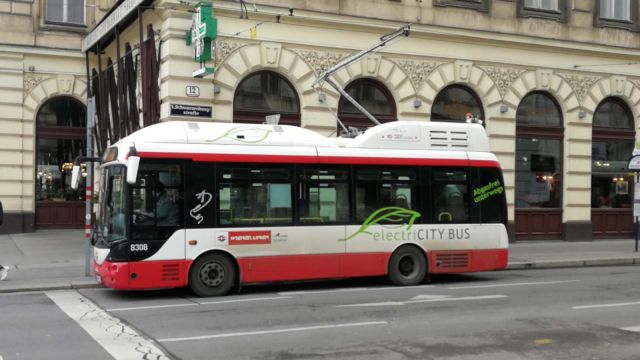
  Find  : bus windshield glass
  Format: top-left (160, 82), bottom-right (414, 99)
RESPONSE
top-left (97, 165), bottom-right (126, 243)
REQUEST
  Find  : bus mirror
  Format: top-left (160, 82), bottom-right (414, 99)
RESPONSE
top-left (71, 165), bottom-right (81, 190)
top-left (0, 200), bottom-right (3, 226)
top-left (126, 156), bottom-right (140, 185)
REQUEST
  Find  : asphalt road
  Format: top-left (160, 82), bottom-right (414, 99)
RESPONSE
top-left (1, 266), bottom-right (639, 360)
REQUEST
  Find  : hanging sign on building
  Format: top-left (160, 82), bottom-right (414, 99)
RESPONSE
top-left (186, 3), bottom-right (218, 78)
top-left (82, 0), bottom-right (146, 52)
top-left (170, 104), bottom-right (212, 118)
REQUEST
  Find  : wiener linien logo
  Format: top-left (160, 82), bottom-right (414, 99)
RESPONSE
top-left (340, 207), bottom-right (421, 242)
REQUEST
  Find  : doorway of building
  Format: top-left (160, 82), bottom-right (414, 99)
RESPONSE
top-left (35, 97), bottom-right (86, 228)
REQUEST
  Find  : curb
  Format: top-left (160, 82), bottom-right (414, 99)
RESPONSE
top-left (506, 257), bottom-right (640, 270)
top-left (0, 281), bottom-right (103, 294)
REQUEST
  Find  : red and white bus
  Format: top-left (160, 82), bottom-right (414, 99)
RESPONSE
top-left (92, 120), bottom-right (508, 296)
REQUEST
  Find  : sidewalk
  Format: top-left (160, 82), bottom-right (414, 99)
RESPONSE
top-left (1, 230), bottom-right (639, 293)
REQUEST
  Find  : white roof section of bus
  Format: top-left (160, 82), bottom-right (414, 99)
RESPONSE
top-left (112, 121), bottom-right (496, 163)
top-left (117, 121), bottom-right (490, 150)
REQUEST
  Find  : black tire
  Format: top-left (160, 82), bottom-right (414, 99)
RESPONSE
top-left (189, 253), bottom-right (236, 297)
top-left (388, 246), bottom-right (427, 286)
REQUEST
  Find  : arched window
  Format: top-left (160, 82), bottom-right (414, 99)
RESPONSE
top-left (233, 71), bottom-right (301, 126)
top-left (431, 85), bottom-right (484, 123)
top-left (337, 78), bottom-right (396, 129)
top-left (591, 97), bottom-right (635, 237)
top-left (36, 96), bottom-right (86, 228)
top-left (514, 91), bottom-right (563, 239)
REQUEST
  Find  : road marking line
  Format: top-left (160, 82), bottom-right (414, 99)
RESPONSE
top-left (158, 321), bottom-right (388, 342)
top-left (279, 285), bottom-right (435, 296)
top-left (572, 301), bottom-right (640, 310)
top-left (47, 290), bottom-right (170, 360)
top-left (448, 280), bottom-right (580, 290)
top-left (620, 326), bottom-right (640, 332)
top-left (334, 294), bottom-right (507, 307)
top-left (108, 303), bottom-right (199, 312)
top-left (108, 296), bottom-right (292, 312)
top-left (198, 296), bottom-right (292, 306)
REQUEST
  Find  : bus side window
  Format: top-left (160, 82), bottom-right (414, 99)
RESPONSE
top-left (298, 167), bottom-right (349, 224)
top-left (355, 167), bottom-right (419, 223)
top-left (477, 167), bottom-right (507, 224)
top-left (218, 165), bottom-right (293, 226)
top-left (131, 161), bottom-right (184, 240)
top-left (432, 169), bottom-right (469, 223)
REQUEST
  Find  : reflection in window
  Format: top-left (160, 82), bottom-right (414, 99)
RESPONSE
top-left (516, 92), bottom-right (562, 127)
top-left (591, 143), bottom-right (633, 209)
top-left (600, 0), bottom-right (630, 21)
top-left (37, 97), bottom-right (86, 127)
top-left (338, 79), bottom-right (396, 129)
top-left (524, 0), bottom-right (559, 10)
top-left (431, 85), bottom-right (484, 123)
top-left (515, 138), bottom-right (562, 208)
top-left (233, 71), bottom-right (300, 126)
top-left (46, 0), bottom-right (86, 25)
top-left (219, 166), bottom-right (292, 225)
top-left (433, 170), bottom-right (469, 222)
top-left (355, 168), bottom-right (417, 223)
top-left (299, 168), bottom-right (349, 224)
top-left (36, 139), bottom-right (85, 201)
top-left (592, 97), bottom-right (634, 209)
top-left (36, 97), bottom-right (87, 203)
top-left (593, 98), bottom-right (633, 129)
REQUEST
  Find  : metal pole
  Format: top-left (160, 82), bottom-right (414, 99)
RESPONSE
top-left (85, 97), bottom-right (95, 276)
top-left (324, 78), bottom-right (380, 126)
top-left (633, 171), bottom-right (640, 252)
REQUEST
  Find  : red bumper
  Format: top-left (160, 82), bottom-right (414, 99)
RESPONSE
top-left (94, 260), bottom-right (191, 290)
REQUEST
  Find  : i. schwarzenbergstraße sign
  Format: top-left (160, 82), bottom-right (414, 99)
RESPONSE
top-left (170, 104), bottom-right (212, 118)
top-left (82, 0), bottom-right (146, 53)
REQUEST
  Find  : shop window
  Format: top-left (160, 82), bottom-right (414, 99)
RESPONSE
top-left (591, 98), bottom-right (635, 209)
top-left (434, 0), bottom-right (490, 12)
top-left (36, 97), bottom-right (86, 202)
top-left (338, 78), bottom-right (396, 130)
top-left (431, 85), bottom-right (484, 123)
top-left (233, 71), bottom-right (301, 126)
top-left (46, 0), bottom-right (86, 26)
top-left (595, 0), bottom-right (637, 30)
top-left (515, 92), bottom-right (563, 209)
top-left (518, 0), bottom-right (568, 22)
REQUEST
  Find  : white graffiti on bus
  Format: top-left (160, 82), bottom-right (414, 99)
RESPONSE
top-left (189, 190), bottom-right (213, 224)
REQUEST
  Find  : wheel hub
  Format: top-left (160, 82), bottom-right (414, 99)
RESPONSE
top-left (200, 262), bottom-right (224, 287)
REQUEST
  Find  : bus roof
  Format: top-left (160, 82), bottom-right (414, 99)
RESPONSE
top-left (115, 120), bottom-right (491, 152)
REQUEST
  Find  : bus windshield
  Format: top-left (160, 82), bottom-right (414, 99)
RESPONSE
top-left (97, 165), bottom-right (127, 243)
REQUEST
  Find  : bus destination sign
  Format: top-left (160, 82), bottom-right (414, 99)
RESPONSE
top-left (170, 104), bottom-right (212, 118)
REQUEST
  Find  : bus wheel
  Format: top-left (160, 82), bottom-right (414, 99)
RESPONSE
top-left (189, 253), bottom-right (236, 297)
top-left (388, 246), bottom-right (427, 286)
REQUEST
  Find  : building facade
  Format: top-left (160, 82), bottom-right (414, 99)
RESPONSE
top-left (0, 0), bottom-right (114, 233)
top-left (4, 0), bottom-right (640, 241)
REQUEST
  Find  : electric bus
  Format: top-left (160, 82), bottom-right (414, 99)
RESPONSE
top-left (88, 120), bottom-right (508, 297)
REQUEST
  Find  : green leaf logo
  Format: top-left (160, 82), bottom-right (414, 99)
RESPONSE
top-left (207, 127), bottom-right (272, 143)
top-left (340, 207), bottom-right (421, 242)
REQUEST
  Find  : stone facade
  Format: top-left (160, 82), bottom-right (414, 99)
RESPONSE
top-left (0, 0), bottom-right (113, 233)
top-left (14, 0), bottom-right (640, 239)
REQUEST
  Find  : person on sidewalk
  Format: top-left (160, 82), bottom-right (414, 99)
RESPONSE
top-left (0, 265), bottom-right (8, 281)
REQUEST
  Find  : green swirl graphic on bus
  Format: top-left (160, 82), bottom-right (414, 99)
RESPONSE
top-left (207, 127), bottom-right (272, 143)
top-left (339, 207), bottom-right (422, 242)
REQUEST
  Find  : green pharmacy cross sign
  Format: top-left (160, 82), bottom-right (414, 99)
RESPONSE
top-left (186, 2), bottom-right (218, 78)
